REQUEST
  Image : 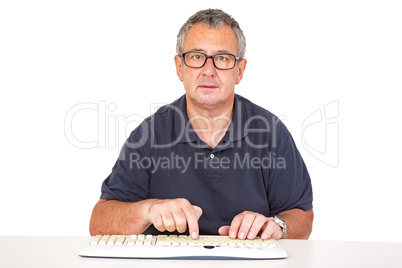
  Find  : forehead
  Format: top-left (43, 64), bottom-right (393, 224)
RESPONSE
top-left (183, 23), bottom-right (238, 54)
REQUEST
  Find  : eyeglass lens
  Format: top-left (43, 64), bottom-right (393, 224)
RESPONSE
top-left (184, 52), bottom-right (236, 69)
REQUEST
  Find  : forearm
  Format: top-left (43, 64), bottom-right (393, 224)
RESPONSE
top-left (89, 198), bottom-right (155, 236)
top-left (90, 198), bottom-right (203, 237)
top-left (278, 208), bottom-right (314, 239)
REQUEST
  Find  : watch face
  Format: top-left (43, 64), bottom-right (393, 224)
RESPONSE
top-left (274, 216), bottom-right (286, 230)
top-left (276, 216), bottom-right (285, 223)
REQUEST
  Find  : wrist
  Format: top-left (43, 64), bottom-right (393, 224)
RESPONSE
top-left (270, 215), bottom-right (287, 239)
top-left (130, 199), bottom-right (157, 229)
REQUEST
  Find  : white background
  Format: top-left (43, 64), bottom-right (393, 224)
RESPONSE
top-left (1, 0), bottom-right (401, 242)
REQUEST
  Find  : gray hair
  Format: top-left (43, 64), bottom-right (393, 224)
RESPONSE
top-left (176, 9), bottom-right (246, 59)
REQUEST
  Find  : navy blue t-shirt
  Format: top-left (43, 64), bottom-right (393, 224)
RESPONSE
top-left (100, 94), bottom-right (313, 235)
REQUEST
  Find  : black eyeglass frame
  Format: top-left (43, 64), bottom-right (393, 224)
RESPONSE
top-left (181, 51), bottom-right (241, 70)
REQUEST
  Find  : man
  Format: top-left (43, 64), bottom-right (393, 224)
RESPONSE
top-left (90, 9), bottom-right (313, 240)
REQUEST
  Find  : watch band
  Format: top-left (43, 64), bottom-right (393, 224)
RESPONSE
top-left (270, 215), bottom-right (287, 239)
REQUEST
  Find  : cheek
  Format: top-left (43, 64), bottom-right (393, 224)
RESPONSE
top-left (182, 75), bottom-right (195, 93)
top-left (182, 70), bottom-right (199, 88)
top-left (221, 70), bottom-right (239, 86)
top-left (231, 68), bottom-right (241, 85)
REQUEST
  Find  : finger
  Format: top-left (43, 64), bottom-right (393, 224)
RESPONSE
top-left (161, 211), bottom-right (176, 232)
top-left (172, 209), bottom-right (187, 233)
top-left (182, 205), bottom-right (200, 239)
top-left (228, 213), bottom-right (245, 239)
top-left (260, 220), bottom-right (279, 240)
top-left (192, 205), bottom-right (203, 219)
top-left (237, 213), bottom-right (257, 240)
top-left (218, 226), bottom-right (230, 236)
top-left (148, 200), bottom-right (169, 232)
top-left (152, 214), bottom-right (166, 232)
top-left (247, 214), bottom-right (269, 240)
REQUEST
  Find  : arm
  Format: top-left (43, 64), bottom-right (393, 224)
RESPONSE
top-left (278, 208), bottom-right (314, 239)
top-left (89, 198), bottom-right (153, 235)
top-left (89, 198), bottom-right (203, 239)
top-left (218, 208), bottom-right (313, 240)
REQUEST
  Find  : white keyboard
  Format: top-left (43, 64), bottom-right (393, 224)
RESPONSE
top-left (79, 234), bottom-right (287, 259)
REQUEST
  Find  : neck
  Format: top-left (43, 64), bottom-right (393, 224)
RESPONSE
top-left (186, 95), bottom-right (234, 148)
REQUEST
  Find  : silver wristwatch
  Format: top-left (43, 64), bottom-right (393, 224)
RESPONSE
top-left (270, 215), bottom-right (287, 239)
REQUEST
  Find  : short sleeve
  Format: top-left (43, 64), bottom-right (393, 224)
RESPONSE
top-left (100, 121), bottom-right (152, 201)
top-left (267, 120), bottom-right (313, 215)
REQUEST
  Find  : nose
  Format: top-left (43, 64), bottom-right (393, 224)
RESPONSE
top-left (201, 57), bottom-right (217, 76)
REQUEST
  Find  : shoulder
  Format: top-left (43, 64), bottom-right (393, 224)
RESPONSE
top-left (127, 95), bottom-right (185, 144)
top-left (236, 94), bottom-right (288, 134)
top-left (144, 95), bottom-right (185, 123)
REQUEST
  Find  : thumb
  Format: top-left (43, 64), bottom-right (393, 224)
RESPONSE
top-left (192, 205), bottom-right (203, 219)
top-left (218, 226), bottom-right (230, 236)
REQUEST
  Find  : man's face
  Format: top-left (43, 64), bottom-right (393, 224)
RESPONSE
top-left (175, 23), bottom-right (247, 109)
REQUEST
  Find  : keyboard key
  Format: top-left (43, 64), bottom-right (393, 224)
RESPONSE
top-left (135, 240), bottom-right (144, 246)
top-left (145, 234), bottom-right (153, 240)
top-left (99, 235), bottom-right (110, 245)
top-left (127, 237), bottom-right (136, 246)
top-left (115, 235), bottom-right (125, 245)
top-left (89, 235), bottom-right (102, 245)
top-left (137, 234), bottom-right (145, 240)
top-left (155, 235), bottom-right (171, 246)
top-left (107, 235), bottom-right (118, 245)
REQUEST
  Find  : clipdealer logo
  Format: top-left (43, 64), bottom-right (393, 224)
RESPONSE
top-left (64, 99), bottom-right (340, 168)
top-left (64, 101), bottom-right (147, 152)
top-left (63, 100), bottom-right (280, 153)
top-left (301, 100), bottom-right (339, 168)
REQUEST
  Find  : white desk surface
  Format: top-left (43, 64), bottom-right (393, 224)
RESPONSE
top-left (1, 236), bottom-right (401, 268)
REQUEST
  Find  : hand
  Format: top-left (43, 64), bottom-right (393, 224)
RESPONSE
top-left (147, 198), bottom-right (203, 239)
top-left (218, 211), bottom-right (283, 240)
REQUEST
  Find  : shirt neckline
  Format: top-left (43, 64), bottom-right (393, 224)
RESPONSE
top-left (174, 94), bottom-right (247, 144)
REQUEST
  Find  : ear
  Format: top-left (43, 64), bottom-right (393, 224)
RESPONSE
top-left (174, 55), bottom-right (184, 82)
top-left (235, 59), bottom-right (247, 85)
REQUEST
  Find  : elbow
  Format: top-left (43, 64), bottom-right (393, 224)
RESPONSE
top-left (89, 213), bottom-right (100, 236)
top-left (302, 226), bottom-right (313, 240)
top-left (89, 199), bottom-right (107, 236)
top-left (89, 221), bottom-right (98, 236)
top-left (303, 209), bottom-right (314, 239)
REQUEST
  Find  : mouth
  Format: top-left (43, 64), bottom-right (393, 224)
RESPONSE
top-left (198, 84), bottom-right (219, 89)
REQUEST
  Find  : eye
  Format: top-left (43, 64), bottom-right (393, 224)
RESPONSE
top-left (218, 56), bottom-right (228, 62)
top-left (191, 54), bottom-right (203, 61)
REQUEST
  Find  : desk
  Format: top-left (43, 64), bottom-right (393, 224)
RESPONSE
top-left (1, 236), bottom-right (401, 268)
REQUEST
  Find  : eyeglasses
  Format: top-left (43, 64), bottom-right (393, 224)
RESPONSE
top-left (181, 51), bottom-right (240, 70)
